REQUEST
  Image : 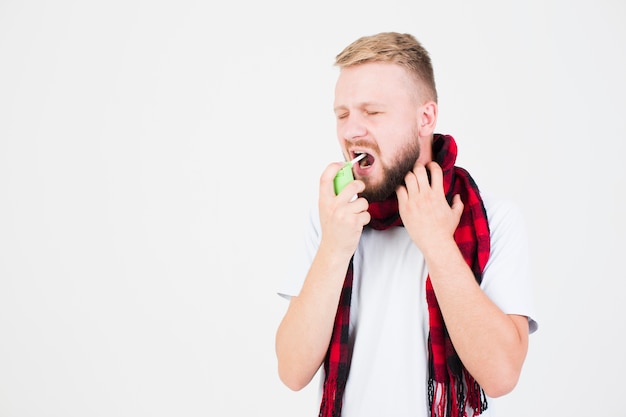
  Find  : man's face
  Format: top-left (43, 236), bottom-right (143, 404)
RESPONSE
top-left (333, 62), bottom-right (431, 202)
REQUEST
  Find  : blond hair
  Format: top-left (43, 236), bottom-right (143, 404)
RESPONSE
top-left (335, 32), bottom-right (438, 103)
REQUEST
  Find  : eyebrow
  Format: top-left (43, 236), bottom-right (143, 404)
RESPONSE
top-left (333, 102), bottom-right (384, 113)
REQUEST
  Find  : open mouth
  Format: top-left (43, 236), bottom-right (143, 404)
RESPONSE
top-left (353, 151), bottom-right (374, 168)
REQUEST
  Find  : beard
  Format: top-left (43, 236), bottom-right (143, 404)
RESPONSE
top-left (358, 134), bottom-right (422, 202)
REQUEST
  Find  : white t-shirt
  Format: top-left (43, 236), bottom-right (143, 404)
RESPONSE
top-left (277, 192), bottom-right (538, 417)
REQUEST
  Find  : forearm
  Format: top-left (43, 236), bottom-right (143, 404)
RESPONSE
top-left (424, 240), bottom-right (529, 397)
top-left (275, 244), bottom-right (352, 391)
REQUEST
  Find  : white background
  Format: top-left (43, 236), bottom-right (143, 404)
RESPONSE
top-left (1, 1), bottom-right (625, 416)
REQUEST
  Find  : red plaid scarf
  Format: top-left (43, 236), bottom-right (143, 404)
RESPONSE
top-left (319, 134), bottom-right (490, 417)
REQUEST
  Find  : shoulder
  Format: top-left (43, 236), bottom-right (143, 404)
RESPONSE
top-left (479, 190), bottom-right (530, 274)
top-left (480, 191), bottom-right (528, 238)
top-left (479, 191), bottom-right (538, 333)
top-left (481, 191), bottom-right (523, 219)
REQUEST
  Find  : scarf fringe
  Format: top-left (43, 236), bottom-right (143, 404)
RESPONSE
top-left (319, 376), bottom-right (345, 417)
top-left (428, 377), bottom-right (488, 417)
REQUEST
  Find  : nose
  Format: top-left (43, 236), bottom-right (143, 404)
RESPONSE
top-left (338, 112), bottom-right (367, 143)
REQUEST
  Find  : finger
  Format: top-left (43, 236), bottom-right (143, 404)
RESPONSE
top-left (338, 180), bottom-right (366, 203)
top-left (425, 161), bottom-right (443, 191)
top-left (412, 162), bottom-right (430, 190)
top-left (403, 169), bottom-right (420, 195)
top-left (396, 183), bottom-right (408, 204)
top-left (358, 210), bottom-right (372, 226)
top-left (350, 196), bottom-right (369, 214)
top-left (320, 162), bottom-right (346, 198)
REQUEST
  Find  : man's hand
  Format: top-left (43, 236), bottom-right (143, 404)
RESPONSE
top-left (318, 162), bottom-right (371, 258)
top-left (395, 161), bottom-right (464, 254)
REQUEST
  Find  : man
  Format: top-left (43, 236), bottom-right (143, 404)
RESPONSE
top-left (275, 32), bottom-right (537, 417)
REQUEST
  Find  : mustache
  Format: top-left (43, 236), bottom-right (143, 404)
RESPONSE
top-left (350, 140), bottom-right (381, 155)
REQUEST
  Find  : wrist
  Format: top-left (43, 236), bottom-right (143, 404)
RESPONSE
top-left (421, 236), bottom-right (461, 267)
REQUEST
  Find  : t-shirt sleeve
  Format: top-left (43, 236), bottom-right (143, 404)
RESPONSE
top-left (276, 203), bottom-right (321, 300)
top-left (480, 194), bottom-right (538, 333)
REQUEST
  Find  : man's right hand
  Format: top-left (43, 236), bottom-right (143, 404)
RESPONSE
top-left (318, 162), bottom-right (370, 258)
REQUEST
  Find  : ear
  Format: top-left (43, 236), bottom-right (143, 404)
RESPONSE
top-left (417, 101), bottom-right (438, 136)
